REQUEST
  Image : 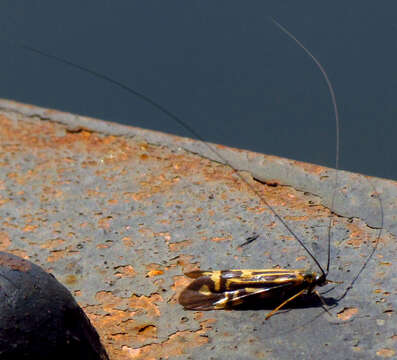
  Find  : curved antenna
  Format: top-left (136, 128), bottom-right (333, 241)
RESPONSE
top-left (271, 18), bottom-right (340, 276)
top-left (14, 29), bottom-right (329, 275)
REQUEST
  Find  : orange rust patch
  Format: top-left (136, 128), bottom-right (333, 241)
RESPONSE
top-left (379, 261), bottom-right (392, 266)
top-left (114, 265), bottom-right (136, 278)
top-left (85, 291), bottom-right (168, 357)
top-left (96, 243), bottom-right (110, 249)
top-left (86, 189), bottom-right (105, 198)
top-left (122, 236), bottom-right (134, 247)
top-left (145, 263), bottom-right (165, 278)
top-left (135, 324), bottom-right (157, 342)
top-left (109, 320), bottom-right (158, 345)
top-left (119, 318), bottom-right (212, 360)
top-left (295, 256), bottom-right (307, 262)
top-left (376, 348), bottom-right (396, 358)
top-left (129, 294), bottom-right (163, 317)
top-left (170, 275), bottom-right (192, 305)
top-left (64, 274), bottom-right (78, 285)
top-left (8, 249), bottom-right (28, 259)
top-left (345, 221), bottom-right (373, 248)
top-left (98, 216), bottom-right (113, 230)
top-left (22, 224), bottom-right (38, 232)
top-left (153, 232), bottom-right (171, 243)
top-left (337, 307), bottom-right (358, 321)
top-left (0, 232), bottom-right (11, 250)
top-left (0, 194), bottom-right (9, 206)
top-left (211, 236), bottom-right (232, 243)
top-left (298, 161), bottom-right (328, 175)
top-left (40, 237), bottom-right (66, 249)
top-left (94, 291), bottom-right (127, 313)
top-left (169, 240), bottom-right (192, 252)
top-left (146, 269), bottom-right (164, 277)
top-left (280, 235), bottom-right (295, 242)
top-left (47, 250), bottom-right (68, 262)
top-left (175, 254), bottom-right (199, 273)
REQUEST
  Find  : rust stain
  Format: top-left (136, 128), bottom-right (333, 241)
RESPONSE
top-left (376, 348), bottom-right (396, 358)
top-left (98, 216), bottom-right (113, 230)
top-left (22, 224), bottom-right (38, 232)
top-left (7, 249), bottom-right (29, 259)
top-left (136, 324), bottom-right (157, 339)
top-left (121, 236), bottom-right (134, 248)
top-left (129, 294), bottom-right (163, 317)
top-left (145, 264), bottom-right (164, 278)
top-left (0, 231), bottom-right (11, 250)
top-left (337, 307), bottom-right (358, 321)
top-left (211, 236), bottom-right (232, 243)
top-left (345, 221), bottom-right (372, 248)
top-left (295, 160), bottom-right (327, 175)
top-left (153, 232), bottom-right (171, 243)
top-left (295, 256), bottom-right (307, 262)
top-left (96, 243), bottom-right (110, 249)
top-left (119, 318), bottom-right (212, 360)
top-left (175, 254), bottom-right (199, 274)
top-left (47, 249), bottom-right (69, 262)
top-left (379, 261), bottom-right (392, 266)
top-left (63, 274), bottom-right (78, 285)
top-left (280, 235), bottom-right (295, 242)
top-left (84, 291), bottom-right (168, 358)
top-left (0, 194), bottom-right (9, 206)
top-left (114, 265), bottom-right (136, 278)
top-left (170, 275), bottom-right (192, 305)
top-left (40, 237), bottom-right (66, 249)
top-left (168, 240), bottom-right (192, 252)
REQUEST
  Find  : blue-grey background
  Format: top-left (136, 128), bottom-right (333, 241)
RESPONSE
top-left (0, 1), bottom-right (396, 180)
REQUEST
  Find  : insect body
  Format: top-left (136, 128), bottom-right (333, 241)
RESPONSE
top-left (179, 269), bottom-right (328, 319)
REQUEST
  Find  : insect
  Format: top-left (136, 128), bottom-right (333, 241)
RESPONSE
top-left (13, 19), bottom-right (380, 320)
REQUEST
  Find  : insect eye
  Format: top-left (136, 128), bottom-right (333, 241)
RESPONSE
top-left (304, 273), bottom-right (315, 281)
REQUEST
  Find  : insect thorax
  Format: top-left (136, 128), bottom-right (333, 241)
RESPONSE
top-left (302, 271), bottom-right (325, 291)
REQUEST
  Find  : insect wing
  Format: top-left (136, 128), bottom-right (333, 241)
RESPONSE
top-left (179, 269), bottom-right (305, 310)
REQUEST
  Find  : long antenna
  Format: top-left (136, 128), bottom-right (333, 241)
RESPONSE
top-left (271, 18), bottom-right (340, 276)
top-left (13, 23), bottom-right (335, 275)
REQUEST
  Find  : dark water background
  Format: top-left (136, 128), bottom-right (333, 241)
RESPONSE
top-left (1, 1), bottom-right (397, 180)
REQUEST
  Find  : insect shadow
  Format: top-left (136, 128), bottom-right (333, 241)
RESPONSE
top-left (233, 293), bottom-right (337, 312)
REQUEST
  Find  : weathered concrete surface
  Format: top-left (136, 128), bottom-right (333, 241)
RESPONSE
top-left (0, 99), bottom-right (395, 359)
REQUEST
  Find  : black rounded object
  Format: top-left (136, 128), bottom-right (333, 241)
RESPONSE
top-left (0, 251), bottom-right (109, 360)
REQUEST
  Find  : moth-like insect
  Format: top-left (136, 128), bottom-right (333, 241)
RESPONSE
top-left (179, 269), bottom-right (331, 320)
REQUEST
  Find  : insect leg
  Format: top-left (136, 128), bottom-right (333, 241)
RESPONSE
top-left (313, 290), bottom-right (332, 317)
top-left (265, 288), bottom-right (306, 320)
